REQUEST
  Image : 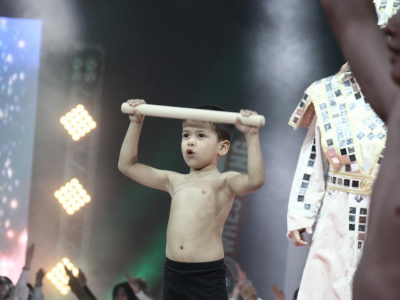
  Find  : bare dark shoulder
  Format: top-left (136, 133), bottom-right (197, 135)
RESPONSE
top-left (388, 95), bottom-right (400, 124)
top-left (322, 0), bottom-right (399, 122)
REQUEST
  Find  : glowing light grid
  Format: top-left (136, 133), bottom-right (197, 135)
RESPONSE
top-left (54, 178), bottom-right (91, 215)
top-left (46, 257), bottom-right (79, 295)
top-left (60, 104), bottom-right (96, 141)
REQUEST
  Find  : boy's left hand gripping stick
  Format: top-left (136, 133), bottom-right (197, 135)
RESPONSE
top-left (121, 103), bottom-right (265, 127)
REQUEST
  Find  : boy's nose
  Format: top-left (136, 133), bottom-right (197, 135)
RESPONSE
top-left (188, 140), bottom-right (195, 146)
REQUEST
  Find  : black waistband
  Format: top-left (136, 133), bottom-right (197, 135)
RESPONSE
top-left (165, 257), bottom-right (225, 270)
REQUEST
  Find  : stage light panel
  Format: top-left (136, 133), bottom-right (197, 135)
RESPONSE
top-left (46, 257), bottom-right (79, 295)
top-left (70, 55), bottom-right (99, 83)
top-left (83, 57), bottom-right (98, 82)
top-left (72, 58), bottom-right (83, 70)
top-left (85, 57), bottom-right (98, 71)
top-left (54, 178), bottom-right (91, 215)
top-left (60, 104), bottom-right (96, 141)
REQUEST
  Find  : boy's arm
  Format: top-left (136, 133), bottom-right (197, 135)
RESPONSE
top-left (321, 0), bottom-right (399, 122)
top-left (226, 110), bottom-right (265, 195)
top-left (118, 99), bottom-right (172, 192)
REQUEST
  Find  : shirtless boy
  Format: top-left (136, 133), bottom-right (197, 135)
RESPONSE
top-left (320, 0), bottom-right (400, 299)
top-left (118, 99), bottom-right (265, 299)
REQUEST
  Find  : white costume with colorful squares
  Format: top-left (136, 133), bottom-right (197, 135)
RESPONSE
top-left (287, 64), bottom-right (386, 299)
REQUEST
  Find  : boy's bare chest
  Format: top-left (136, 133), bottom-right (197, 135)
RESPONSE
top-left (169, 178), bottom-right (233, 223)
top-left (170, 176), bottom-right (230, 206)
top-left (173, 178), bottom-right (223, 197)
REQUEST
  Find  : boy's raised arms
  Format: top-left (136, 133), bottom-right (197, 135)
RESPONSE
top-left (226, 111), bottom-right (265, 195)
top-left (118, 99), bottom-right (175, 193)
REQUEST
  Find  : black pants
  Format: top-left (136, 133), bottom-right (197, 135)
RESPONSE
top-left (162, 258), bottom-right (229, 300)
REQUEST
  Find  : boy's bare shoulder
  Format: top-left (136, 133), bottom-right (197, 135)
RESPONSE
top-left (221, 170), bottom-right (242, 179)
top-left (167, 170), bottom-right (187, 182)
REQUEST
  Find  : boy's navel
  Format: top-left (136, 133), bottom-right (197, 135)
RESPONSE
top-left (180, 245), bottom-right (184, 250)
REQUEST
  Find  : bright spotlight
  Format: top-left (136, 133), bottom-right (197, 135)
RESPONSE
top-left (60, 104), bottom-right (96, 141)
top-left (54, 178), bottom-right (91, 215)
top-left (46, 257), bottom-right (79, 295)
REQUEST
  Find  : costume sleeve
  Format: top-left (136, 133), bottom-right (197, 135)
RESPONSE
top-left (288, 85), bottom-right (316, 130)
top-left (9, 269), bottom-right (30, 300)
top-left (287, 116), bottom-right (329, 233)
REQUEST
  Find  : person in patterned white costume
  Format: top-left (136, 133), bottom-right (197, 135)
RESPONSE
top-left (286, 61), bottom-right (387, 299)
top-left (318, 0), bottom-right (400, 299)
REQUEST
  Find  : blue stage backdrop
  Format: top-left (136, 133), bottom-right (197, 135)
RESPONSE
top-left (0, 16), bottom-right (42, 282)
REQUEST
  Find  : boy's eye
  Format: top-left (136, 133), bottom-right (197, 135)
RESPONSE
top-left (182, 133), bottom-right (190, 138)
top-left (198, 134), bottom-right (206, 138)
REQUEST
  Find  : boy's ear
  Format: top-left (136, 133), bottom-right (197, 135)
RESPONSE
top-left (218, 140), bottom-right (230, 156)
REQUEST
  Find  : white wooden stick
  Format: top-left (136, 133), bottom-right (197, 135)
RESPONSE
top-left (121, 103), bottom-right (265, 127)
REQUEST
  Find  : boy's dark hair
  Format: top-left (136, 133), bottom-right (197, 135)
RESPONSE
top-left (194, 105), bottom-right (234, 142)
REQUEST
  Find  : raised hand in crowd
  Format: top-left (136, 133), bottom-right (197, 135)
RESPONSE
top-left (64, 266), bottom-right (96, 300)
top-left (271, 284), bottom-right (285, 300)
top-left (126, 274), bottom-right (153, 300)
top-left (229, 263), bottom-right (259, 300)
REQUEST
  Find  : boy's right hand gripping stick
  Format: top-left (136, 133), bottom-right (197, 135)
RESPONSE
top-left (121, 103), bottom-right (265, 127)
